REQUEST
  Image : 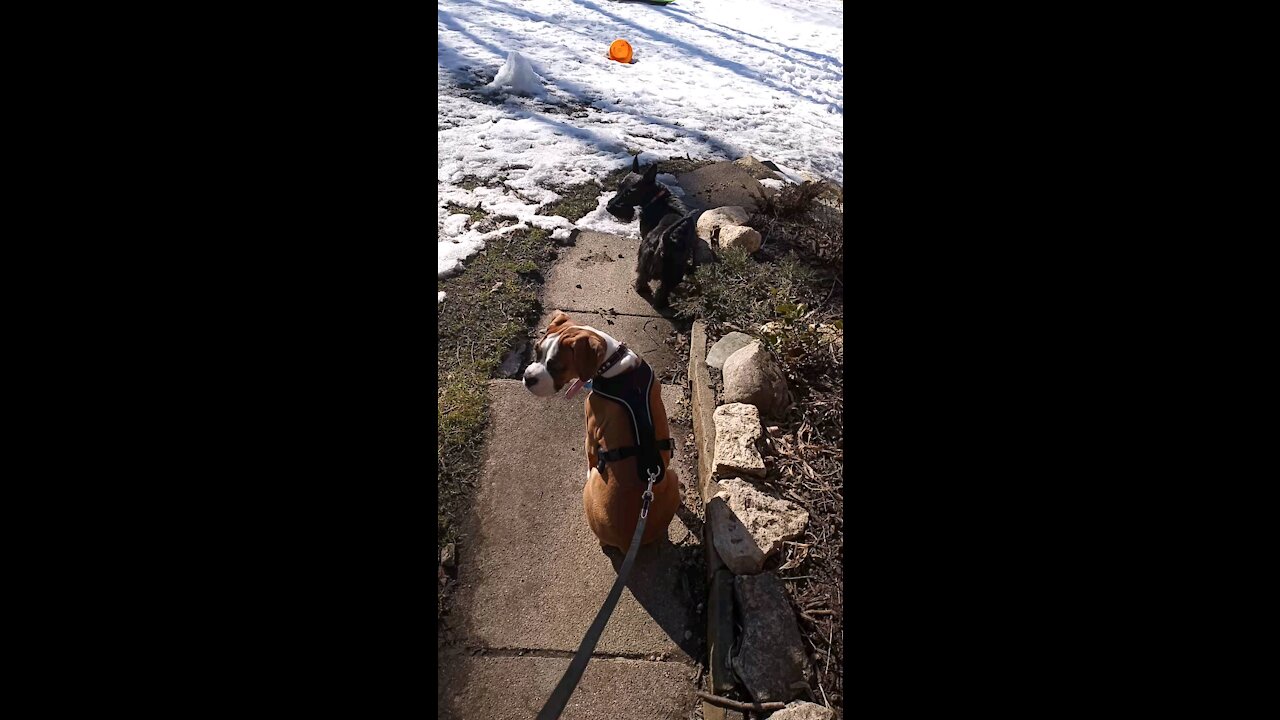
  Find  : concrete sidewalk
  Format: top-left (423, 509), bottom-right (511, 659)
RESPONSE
top-left (440, 230), bottom-right (702, 720)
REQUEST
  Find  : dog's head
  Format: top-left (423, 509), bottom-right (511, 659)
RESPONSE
top-left (522, 311), bottom-right (606, 397)
top-left (605, 156), bottom-right (660, 222)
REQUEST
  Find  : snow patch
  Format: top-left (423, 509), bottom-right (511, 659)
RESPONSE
top-left (443, 213), bottom-right (471, 237)
top-left (575, 191), bottom-right (641, 237)
top-left (438, 223), bottom-right (527, 279)
top-left (438, 292), bottom-right (447, 303)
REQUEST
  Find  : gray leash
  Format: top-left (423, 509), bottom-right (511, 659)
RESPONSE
top-left (536, 473), bottom-right (658, 720)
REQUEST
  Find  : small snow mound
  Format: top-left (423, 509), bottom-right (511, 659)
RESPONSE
top-left (443, 213), bottom-right (471, 237)
top-left (486, 51), bottom-right (544, 97)
top-left (438, 291), bottom-right (447, 303)
top-left (760, 178), bottom-right (785, 191)
top-left (551, 228), bottom-right (571, 241)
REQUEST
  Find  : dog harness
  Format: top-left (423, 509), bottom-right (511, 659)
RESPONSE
top-left (591, 344), bottom-right (673, 485)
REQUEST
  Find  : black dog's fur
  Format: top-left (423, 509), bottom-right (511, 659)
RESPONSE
top-left (606, 156), bottom-right (700, 309)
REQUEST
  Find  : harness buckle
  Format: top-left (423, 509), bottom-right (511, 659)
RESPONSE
top-left (641, 469), bottom-right (657, 518)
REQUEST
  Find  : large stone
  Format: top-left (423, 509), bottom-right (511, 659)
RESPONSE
top-left (719, 225), bottom-right (762, 254)
top-left (706, 332), bottom-right (755, 370)
top-left (678, 162), bottom-right (768, 212)
top-left (732, 573), bottom-right (811, 704)
top-left (707, 478), bottom-right (808, 575)
top-left (722, 341), bottom-right (789, 417)
top-left (441, 542), bottom-right (456, 568)
top-left (770, 701), bottom-right (834, 720)
top-left (712, 403), bottom-right (766, 478)
top-left (696, 206), bottom-right (750, 243)
top-left (734, 155), bottom-right (785, 182)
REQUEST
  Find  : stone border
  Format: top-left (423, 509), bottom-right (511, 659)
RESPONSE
top-left (690, 321), bottom-right (737, 719)
top-left (692, 320), bottom-right (817, 717)
top-left (689, 320), bottom-right (718, 506)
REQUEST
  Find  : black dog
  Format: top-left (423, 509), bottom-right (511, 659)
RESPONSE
top-left (606, 156), bottom-right (700, 309)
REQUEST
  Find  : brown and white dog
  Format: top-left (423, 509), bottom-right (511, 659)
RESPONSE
top-left (522, 311), bottom-right (679, 551)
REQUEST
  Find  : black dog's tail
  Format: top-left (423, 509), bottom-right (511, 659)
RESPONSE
top-left (672, 209), bottom-right (704, 266)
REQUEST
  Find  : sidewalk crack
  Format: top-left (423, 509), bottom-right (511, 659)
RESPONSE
top-left (465, 645), bottom-right (694, 665)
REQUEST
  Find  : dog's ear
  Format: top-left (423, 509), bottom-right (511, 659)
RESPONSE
top-left (546, 310), bottom-right (573, 336)
top-left (632, 154), bottom-right (641, 173)
top-left (642, 162), bottom-right (658, 182)
top-left (571, 332), bottom-right (605, 382)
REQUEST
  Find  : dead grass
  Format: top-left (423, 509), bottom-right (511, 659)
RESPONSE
top-left (437, 226), bottom-right (558, 620)
top-left (752, 181), bottom-right (845, 271)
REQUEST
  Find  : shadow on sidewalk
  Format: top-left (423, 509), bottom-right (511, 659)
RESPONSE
top-left (602, 529), bottom-right (704, 660)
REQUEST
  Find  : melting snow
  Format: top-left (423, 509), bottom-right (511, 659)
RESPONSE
top-left (438, 0), bottom-right (842, 278)
top-left (486, 51), bottom-right (545, 98)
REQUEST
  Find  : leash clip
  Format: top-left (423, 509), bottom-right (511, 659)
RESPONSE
top-left (641, 469), bottom-right (657, 518)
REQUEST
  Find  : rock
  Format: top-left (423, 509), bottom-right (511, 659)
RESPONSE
top-left (712, 403), bottom-right (766, 478)
top-left (770, 701), bottom-right (834, 720)
top-left (719, 225), bottom-right (762, 254)
top-left (722, 341), bottom-right (789, 417)
top-left (441, 542), bottom-right (456, 568)
top-left (498, 350), bottom-right (522, 377)
top-left (734, 155), bottom-right (785, 182)
top-left (696, 206), bottom-right (750, 243)
top-left (732, 573), bottom-right (811, 703)
top-left (678, 162), bottom-right (769, 211)
top-left (706, 332), bottom-right (755, 370)
top-left (708, 478), bottom-right (808, 575)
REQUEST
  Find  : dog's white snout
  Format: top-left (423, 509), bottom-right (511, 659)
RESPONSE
top-left (523, 362), bottom-right (555, 397)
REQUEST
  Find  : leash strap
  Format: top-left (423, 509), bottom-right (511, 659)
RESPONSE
top-left (536, 485), bottom-right (655, 720)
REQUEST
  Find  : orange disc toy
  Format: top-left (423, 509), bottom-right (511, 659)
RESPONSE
top-left (609, 39), bottom-right (633, 64)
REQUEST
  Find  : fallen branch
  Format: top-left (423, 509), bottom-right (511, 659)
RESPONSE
top-left (695, 691), bottom-right (785, 713)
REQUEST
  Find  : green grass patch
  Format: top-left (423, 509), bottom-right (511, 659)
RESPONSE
top-left (539, 181), bottom-right (603, 223)
top-left (445, 202), bottom-right (486, 223)
top-left (437, 227), bottom-right (557, 559)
